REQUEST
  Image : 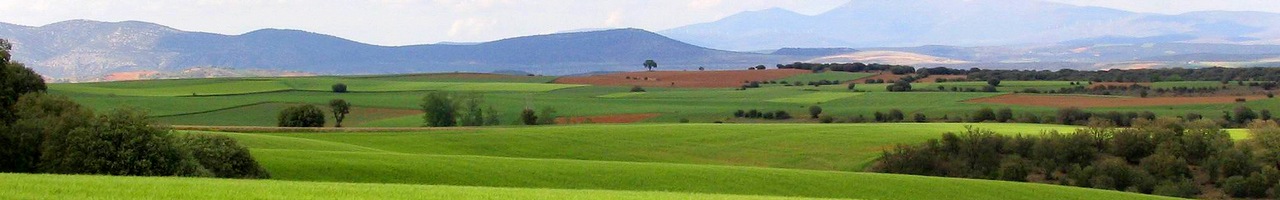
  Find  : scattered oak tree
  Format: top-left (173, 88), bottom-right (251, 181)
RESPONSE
top-left (277, 104), bottom-right (326, 127)
top-left (328, 99), bottom-right (350, 127)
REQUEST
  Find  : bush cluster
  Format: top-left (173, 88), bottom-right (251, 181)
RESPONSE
top-left (877, 119), bottom-right (1280, 198)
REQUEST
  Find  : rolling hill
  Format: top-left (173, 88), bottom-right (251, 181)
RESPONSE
top-left (662, 0), bottom-right (1280, 51)
top-left (0, 20), bottom-right (796, 81)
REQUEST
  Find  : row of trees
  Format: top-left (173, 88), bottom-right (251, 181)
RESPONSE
top-left (969, 67), bottom-right (1280, 82)
top-left (732, 109), bottom-right (793, 120)
top-left (276, 99), bottom-right (352, 127)
top-left (876, 119), bottom-right (1280, 198)
top-left (420, 91), bottom-right (557, 126)
top-left (0, 39), bottom-right (268, 178)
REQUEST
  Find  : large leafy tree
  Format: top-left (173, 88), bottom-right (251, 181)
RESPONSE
top-left (0, 39), bottom-right (47, 123)
top-left (643, 60), bottom-right (657, 71)
top-left (277, 105), bottom-right (326, 127)
top-left (420, 92), bottom-right (457, 127)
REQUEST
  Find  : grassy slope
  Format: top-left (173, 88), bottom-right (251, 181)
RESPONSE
top-left (251, 150), bottom-right (1171, 200)
top-left (190, 124), bottom-right (1169, 200)
top-left (0, 173), bottom-right (838, 200)
top-left (252, 123), bottom-right (1077, 171)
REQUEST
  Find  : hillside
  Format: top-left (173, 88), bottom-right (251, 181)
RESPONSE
top-left (0, 20), bottom-right (796, 81)
top-left (662, 0), bottom-right (1280, 51)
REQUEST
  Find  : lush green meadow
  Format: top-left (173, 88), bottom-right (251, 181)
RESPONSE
top-left (0, 173), bottom-right (843, 200)
top-left (31, 71), bottom-right (1256, 199)
top-left (173, 123), bottom-right (1174, 200)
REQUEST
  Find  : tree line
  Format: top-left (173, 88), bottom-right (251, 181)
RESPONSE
top-left (876, 119), bottom-right (1280, 198)
top-left (0, 39), bottom-right (268, 179)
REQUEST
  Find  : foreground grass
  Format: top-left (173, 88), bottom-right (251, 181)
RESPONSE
top-left (246, 149), bottom-right (1173, 200)
top-left (247, 123), bottom-right (1078, 171)
top-left (0, 173), bottom-right (838, 200)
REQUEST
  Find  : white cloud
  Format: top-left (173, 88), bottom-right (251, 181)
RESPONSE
top-left (604, 10), bottom-right (623, 27)
top-left (447, 17), bottom-right (497, 37)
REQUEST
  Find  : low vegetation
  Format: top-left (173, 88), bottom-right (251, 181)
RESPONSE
top-left (876, 118), bottom-right (1280, 198)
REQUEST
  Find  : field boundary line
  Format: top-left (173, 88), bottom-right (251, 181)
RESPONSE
top-left (172, 125), bottom-right (479, 133)
top-left (150, 101), bottom-right (279, 118)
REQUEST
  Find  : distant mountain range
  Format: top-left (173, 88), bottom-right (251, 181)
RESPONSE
top-left (5, 0), bottom-right (1280, 82)
top-left (0, 20), bottom-right (795, 81)
top-left (662, 0), bottom-right (1280, 51)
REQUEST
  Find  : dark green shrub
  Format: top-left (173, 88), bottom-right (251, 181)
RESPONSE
top-left (331, 83), bottom-right (347, 93)
top-left (38, 108), bottom-right (204, 176)
top-left (808, 106), bottom-right (822, 119)
top-left (819, 115), bottom-right (834, 123)
top-left (630, 86), bottom-right (645, 92)
top-left (277, 104), bottom-right (325, 127)
top-left (177, 134), bottom-right (270, 179)
top-left (420, 92), bottom-right (457, 127)
top-left (0, 93), bottom-right (92, 173)
top-left (520, 108), bottom-right (537, 125)
top-left (1151, 179), bottom-right (1199, 198)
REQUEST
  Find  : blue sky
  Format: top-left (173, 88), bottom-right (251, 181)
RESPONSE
top-left (2, 0), bottom-right (1277, 46)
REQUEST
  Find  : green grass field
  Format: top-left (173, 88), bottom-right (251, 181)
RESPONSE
top-left (44, 73), bottom-right (1261, 122)
top-left (171, 123), bottom-right (1173, 200)
top-left (31, 72), bottom-right (1248, 199)
top-left (0, 173), bottom-right (842, 200)
top-left (773, 71), bottom-right (874, 84)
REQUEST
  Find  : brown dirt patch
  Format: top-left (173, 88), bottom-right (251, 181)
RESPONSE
top-left (552, 69), bottom-right (809, 88)
top-left (916, 75), bottom-right (968, 83)
top-left (966, 93), bottom-right (1268, 108)
top-left (556, 113), bottom-right (661, 124)
top-left (103, 70), bottom-right (160, 81)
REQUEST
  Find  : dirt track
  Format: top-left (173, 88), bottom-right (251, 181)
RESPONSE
top-left (966, 93), bottom-right (1267, 108)
top-left (553, 69), bottom-right (809, 88)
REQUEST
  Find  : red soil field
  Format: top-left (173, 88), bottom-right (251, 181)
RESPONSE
top-left (556, 113), bottom-right (661, 124)
top-left (552, 69), bottom-right (810, 88)
top-left (966, 93), bottom-right (1268, 108)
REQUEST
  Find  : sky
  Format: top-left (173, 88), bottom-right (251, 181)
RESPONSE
top-left (2, 0), bottom-right (1279, 46)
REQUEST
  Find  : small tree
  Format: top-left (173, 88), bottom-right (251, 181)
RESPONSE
top-left (420, 92), bottom-right (457, 127)
top-left (808, 106), bottom-right (823, 119)
top-left (630, 86), bottom-right (645, 92)
top-left (987, 78), bottom-right (1002, 87)
top-left (277, 105), bottom-right (326, 127)
top-left (643, 60), bottom-right (658, 71)
top-left (913, 113), bottom-right (927, 122)
top-left (536, 107), bottom-right (558, 125)
top-left (847, 83), bottom-right (856, 90)
top-left (484, 105), bottom-right (501, 126)
top-left (996, 107), bottom-right (1014, 123)
top-left (331, 83), bottom-right (348, 93)
top-left (520, 108), bottom-right (537, 125)
top-left (458, 94), bottom-right (485, 127)
top-left (328, 99), bottom-right (350, 127)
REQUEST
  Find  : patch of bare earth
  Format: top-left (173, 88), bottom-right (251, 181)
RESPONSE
top-left (103, 70), bottom-right (160, 81)
top-left (553, 69), bottom-right (809, 88)
top-left (966, 93), bottom-right (1268, 108)
top-left (556, 113), bottom-right (661, 124)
